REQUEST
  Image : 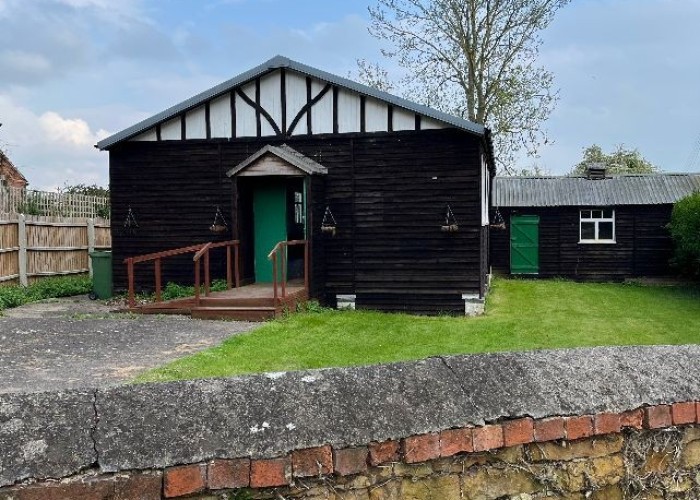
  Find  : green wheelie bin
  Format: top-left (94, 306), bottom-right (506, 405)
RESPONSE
top-left (89, 251), bottom-right (113, 300)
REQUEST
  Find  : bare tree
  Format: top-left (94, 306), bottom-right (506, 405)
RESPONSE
top-left (365, 0), bottom-right (569, 173)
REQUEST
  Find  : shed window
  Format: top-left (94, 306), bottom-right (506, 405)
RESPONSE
top-left (580, 209), bottom-right (615, 243)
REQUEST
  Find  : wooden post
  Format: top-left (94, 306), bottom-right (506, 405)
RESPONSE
top-left (127, 258), bottom-right (135, 308)
top-left (87, 218), bottom-right (95, 278)
top-left (281, 243), bottom-right (286, 299)
top-left (226, 245), bottom-right (232, 290)
top-left (234, 243), bottom-right (240, 288)
top-left (154, 258), bottom-right (162, 302)
top-left (272, 253), bottom-right (278, 304)
top-left (18, 214), bottom-right (28, 286)
top-left (194, 259), bottom-right (201, 306)
top-left (204, 249), bottom-right (210, 296)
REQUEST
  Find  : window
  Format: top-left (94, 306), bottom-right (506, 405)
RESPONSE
top-left (580, 208), bottom-right (615, 243)
top-left (293, 191), bottom-right (304, 225)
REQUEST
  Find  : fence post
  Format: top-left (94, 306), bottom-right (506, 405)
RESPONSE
top-left (87, 218), bottom-right (95, 278)
top-left (18, 214), bottom-right (28, 286)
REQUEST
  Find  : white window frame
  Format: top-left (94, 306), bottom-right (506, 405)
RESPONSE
top-left (481, 156), bottom-right (489, 226)
top-left (579, 208), bottom-right (616, 244)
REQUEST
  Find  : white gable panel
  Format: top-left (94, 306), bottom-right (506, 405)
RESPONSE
top-left (210, 94), bottom-right (232, 138)
top-left (132, 128), bottom-right (157, 141)
top-left (393, 108), bottom-right (415, 131)
top-left (236, 83), bottom-right (257, 137)
top-left (160, 117), bottom-right (181, 140)
top-left (186, 106), bottom-right (207, 139)
top-left (259, 71), bottom-right (282, 136)
top-left (311, 80), bottom-right (333, 134)
top-left (286, 71), bottom-right (307, 136)
top-left (421, 117), bottom-right (447, 130)
top-left (337, 89), bottom-right (361, 133)
top-left (365, 98), bottom-right (388, 133)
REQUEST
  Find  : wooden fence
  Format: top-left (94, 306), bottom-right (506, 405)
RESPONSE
top-left (0, 185), bottom-right (109, 219)
top-left (0, 215), bottom-right (111, 285)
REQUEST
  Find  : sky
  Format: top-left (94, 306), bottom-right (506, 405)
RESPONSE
top-left (1, 0), bottom-right (700, 190)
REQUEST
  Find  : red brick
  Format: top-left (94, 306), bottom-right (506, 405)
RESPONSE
top-left (164, 464), bottom-right (206, 498)
top-left (503, 418), bottom-right (534, 447)
top-left (672, 401), bottom-right (696, 425)
top-left (207, 458), bottom-right (250, 490)
top-left (594, 413), bottom-right (621, 435)
top-left (620, 408), bottom-right (644, 429)
top-left (439, 427), bottom-right (473, 457)
top-left (368, 439), bottom-right (400, 465)
top-left (250, 457), bottom-right (291, 488)
top-left (1, 473), bottom-right (162, 500)
top-left (472, 424), bottom-right (504, 452)
top-left (534, 417), bottom-right (565, 442)
top-left (565, 416), bottom-right (594, 441)
top-left (333, 447), bottom-right (368, 476)
top-left (403, 433), bottom-right (440, 463)
top-left (291, 445), bottom-right (333, 477)
top-left (697, 402), bottom-right (700, 423)
top-left (645, 405), bottom-right (672, 429)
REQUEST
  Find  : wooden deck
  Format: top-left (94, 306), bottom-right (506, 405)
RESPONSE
top-left (127, 282), bottom-right (308, 321)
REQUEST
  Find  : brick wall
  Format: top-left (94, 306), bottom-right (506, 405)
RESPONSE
top-left (3, 403), bottom-right (700, 499)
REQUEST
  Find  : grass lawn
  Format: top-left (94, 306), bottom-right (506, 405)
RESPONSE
top-left (136, 278), bottom-right (700, 383)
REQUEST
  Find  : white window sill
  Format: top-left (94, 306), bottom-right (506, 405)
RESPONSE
top-left (578, 240), bottom-right (617, 245)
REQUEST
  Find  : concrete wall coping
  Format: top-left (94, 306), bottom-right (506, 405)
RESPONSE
top-left (2, 345), bottom-right (700, 487)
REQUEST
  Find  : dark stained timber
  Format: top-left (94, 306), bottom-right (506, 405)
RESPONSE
top-left (109, 129), bottom-right (488, 314)
top-left (234, 88), bottom-right (282, 136)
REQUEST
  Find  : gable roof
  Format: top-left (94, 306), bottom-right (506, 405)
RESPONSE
top-left (227, 144), bottom-right (328, 177)
top-left (0, 151), bottom-right (28, 188)
top-left (96, 55), bottom-right (486, 150)
top-left (493, 173), bottom-right (700, 207)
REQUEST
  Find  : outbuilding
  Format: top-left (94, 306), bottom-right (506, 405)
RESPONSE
top-left (97, 56), bottom-right (495, 316)
top-left (490, 168), bottom-right (700, 280)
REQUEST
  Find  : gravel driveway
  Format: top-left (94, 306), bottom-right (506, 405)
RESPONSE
top-left (0, 295), bottom-right (256, 394)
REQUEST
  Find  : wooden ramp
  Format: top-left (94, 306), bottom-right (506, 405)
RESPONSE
top-left (129, 282), bottom-right (308, 321)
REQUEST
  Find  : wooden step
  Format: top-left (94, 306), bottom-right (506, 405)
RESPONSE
top-left (196, 297), bottom-right (276, 308)
top-left (191, 306), bottom-right (280, 322)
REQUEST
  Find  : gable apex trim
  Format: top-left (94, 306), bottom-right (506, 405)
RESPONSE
top-left (96, 55), bottom-right (486, 150)
top-left (226, 144), bottom-right (328, 178)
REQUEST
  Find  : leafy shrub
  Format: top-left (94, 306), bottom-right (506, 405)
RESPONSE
top-left (669, 192), bottom-right (700, 278)
top-left (160, 279), bottom-right (228, 301)
top-left (0, 275), bottom-right (92, 311)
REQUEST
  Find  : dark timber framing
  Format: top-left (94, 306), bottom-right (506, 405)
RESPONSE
top-left (99, 56), bottom-right (495, 315)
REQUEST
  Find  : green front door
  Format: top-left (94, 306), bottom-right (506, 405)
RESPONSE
top-left (253, 183), bottom-right (287, 282)
top-left (510, 215), bottom-right (539, 274)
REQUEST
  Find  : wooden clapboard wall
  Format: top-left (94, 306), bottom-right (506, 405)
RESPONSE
top-left (129, 69), bottom-right (446, 143)
top-left (110, 129), bottom-right (486, 314)
top-left (489, 206), bottom-right (675, 280)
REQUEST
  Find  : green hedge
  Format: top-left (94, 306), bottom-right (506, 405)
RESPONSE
top-left (0, 275), bottom-right (92, 311)
top-left (669, 192), bottom-right (700, 278)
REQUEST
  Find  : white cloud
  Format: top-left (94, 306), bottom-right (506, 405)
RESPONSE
top-left (39, 112), bottom-right (109, 147)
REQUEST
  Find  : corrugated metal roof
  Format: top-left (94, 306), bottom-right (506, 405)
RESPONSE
top-left (493, 174), bottom-right (700, 207)
top-left (96, 55), bottom-right (486, 150)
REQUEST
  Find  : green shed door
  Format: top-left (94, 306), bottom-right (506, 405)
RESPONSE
top-left (510, 215), bottom-right (539, 274)
top-left (253, 184), bottom-right (287, 283)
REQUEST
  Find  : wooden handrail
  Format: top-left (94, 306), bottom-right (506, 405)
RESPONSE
top-left (267, 240), bottom-right (308, 305)
top-left (125, 240), bottom-right (240, 309)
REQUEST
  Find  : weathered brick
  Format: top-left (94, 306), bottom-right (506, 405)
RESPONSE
top-left (462, 467), bottom-right (538, 498)
top-left (292, 445), bottom-right (333, 477)
top-left (620, 408), bottom-right (644, 429)
top-left (207, 458), bottom-right (250, 490)
top-left (534, 417), bottom-right (565, 442)
top-left (400, 475), bottom-right (461, 499)
top-left (697, 402), bottom-right (700, 423)
top-left (368, 439), bottom-right (400, 465)
top-left (439, 427), bottom-right (473, 457)
top-left (403, 433), bottom-right (440, 463)
top-left (164, 464), bottom-right (206, 498)
top-left (250, 457), bottom-right (291, 488)
top-left (594, 413), bottom-right (621, 435)
top-left (503, 418), bottom-right (534, 447)
top-left (645, 405), bottom-right (672, 429)
top-left (672, 401), bottom-right (696, 425)
top-left (333, 447), bottom-right (368, 476)
top-left (566, 415), bottom-right (594, 440)
top-left (0, 473), bottom-right (162, 500)
top-left (472, 424), bottom-right (504, 452)
top-left (528, 435), bottom-right (624, 462)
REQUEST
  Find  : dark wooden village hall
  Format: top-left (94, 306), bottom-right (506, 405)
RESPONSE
top-left (97, 56), bottom-right (496, 319)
